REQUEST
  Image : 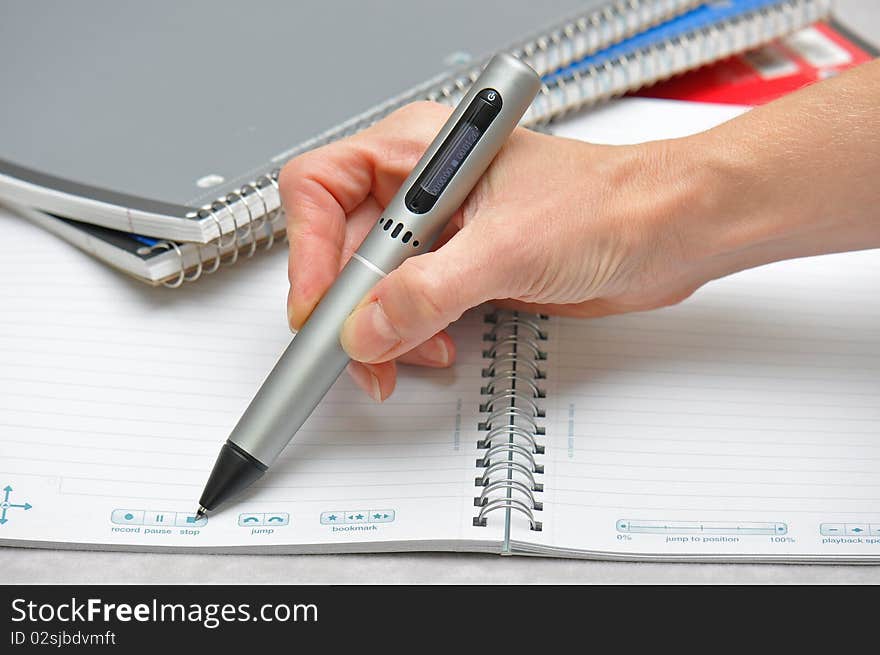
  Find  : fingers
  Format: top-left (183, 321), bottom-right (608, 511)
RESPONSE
top-left (396, 332), bottom-right (455, 368)
top-left (345, 331), bottom-right (455, 402)
top-left (281, 102), bottom-right (453, 329)
top-left (346, 361), bottom-right (394, 402)
top-left (281, 141), bottom-right (371, 329)
top-left (340, 221), bottom-right (517, 364)
top-left (285, 195), bottom-right (382, 328)
top-left (340, 195), bottom-right (385, 268)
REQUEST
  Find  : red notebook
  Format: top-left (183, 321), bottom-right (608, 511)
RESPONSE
top-left (636, 20), bottom-right (876, 106)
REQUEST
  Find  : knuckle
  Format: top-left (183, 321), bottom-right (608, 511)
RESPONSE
top-left (277, 155), bottom-right (308, 199)
top-left (378, 102), bottom-right (451, 141)
top-left (278, 144), bottom-right (337, 200)
top-left (390, 100), bottom-right (441, 122)
top-left (352, 102), bottom-right (452, 170)
top-left (278, 159), bottom-right (313, 225)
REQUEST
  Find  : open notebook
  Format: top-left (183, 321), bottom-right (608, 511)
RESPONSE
top-left (2, 99), bottom-right (879, 561)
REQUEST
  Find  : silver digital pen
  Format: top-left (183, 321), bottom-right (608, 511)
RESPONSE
top-left (195, 54), bottom-right (541, 516)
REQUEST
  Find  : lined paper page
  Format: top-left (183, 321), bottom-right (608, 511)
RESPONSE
top-left (0, 213), bottom-right (498, 552)
top-left (523, 251), bottom-right (880, 559)
top-left (491, 96), bottom-right (880, 560)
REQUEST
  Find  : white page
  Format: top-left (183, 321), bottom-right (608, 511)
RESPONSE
top-left (551, 97), bottom-right (749, 145)
top-left (528, 253), bottom-right (880, 561)
top-left (0, 213), bottom-right (500, 552)
top-left (512, 98), bottom-right (880, 559)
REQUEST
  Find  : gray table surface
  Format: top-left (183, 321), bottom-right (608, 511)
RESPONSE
top-left (3, 0), bottom-right (878, 585)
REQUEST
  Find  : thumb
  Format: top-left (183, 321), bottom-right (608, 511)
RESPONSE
top-left (340, 222), bottom-right (513, 364)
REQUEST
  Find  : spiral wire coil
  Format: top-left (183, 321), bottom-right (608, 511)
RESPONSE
top-left (429, 0), bottom-right (830, 123)
top-left (473, 311), bottom-right (549, 532)
top-left (147, 172), bottom-right (286, 288)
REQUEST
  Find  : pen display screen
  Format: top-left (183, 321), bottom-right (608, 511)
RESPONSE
top-left (420, 122), bottom-right (481, 196)
top-left (405, 88), bottom-right (501, 214)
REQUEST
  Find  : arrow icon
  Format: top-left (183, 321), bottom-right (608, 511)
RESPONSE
top-left (0, 485), bottom-right (31, 526)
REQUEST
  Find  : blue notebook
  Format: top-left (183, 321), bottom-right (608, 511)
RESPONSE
top-left (545, 0), bottom-right (806, 84)
top-left (519, 0), bottom-right (831, 121)
top-left (2, 200), bottom-right (285, 287)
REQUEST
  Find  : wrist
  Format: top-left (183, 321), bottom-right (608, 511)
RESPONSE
top-left (663, 119), bottom-right (879, 282)
top-left (610, 136), bottom-right (746, 287)
top-left (653, 129), bottom-right (807, 285)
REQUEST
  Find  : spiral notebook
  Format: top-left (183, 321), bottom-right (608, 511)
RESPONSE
top-left (3, 202), bottom-right (286, 288)
top-left (0, 0), bottom-right (827, 255)
top-left (2, 96), bottom-right (879, 562)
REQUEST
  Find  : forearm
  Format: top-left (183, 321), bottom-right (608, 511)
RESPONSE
top-left (669, 58), bottom-right (880, 282)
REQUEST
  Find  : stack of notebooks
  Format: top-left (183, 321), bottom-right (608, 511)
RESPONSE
top-left (1, 0), bottom-right (833, 286)
top-left (3, 0), bottom-right (880, 563)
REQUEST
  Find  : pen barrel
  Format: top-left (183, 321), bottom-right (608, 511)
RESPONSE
top-left (227, 258), bottom-right (383, 466)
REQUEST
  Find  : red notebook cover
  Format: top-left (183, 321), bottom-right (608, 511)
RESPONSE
top-left (636, 20), bottom-right (876, 106)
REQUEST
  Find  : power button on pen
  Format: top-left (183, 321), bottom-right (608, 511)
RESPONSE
top-left (477, 88), bottom-right (502, 108)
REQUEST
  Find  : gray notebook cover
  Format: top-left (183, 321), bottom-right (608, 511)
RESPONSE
top-left (0, 0), bottom-right (608, 229)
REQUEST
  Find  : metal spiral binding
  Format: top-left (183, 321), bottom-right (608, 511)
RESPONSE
top-left (428, 0), bottom-right (701, 113)
top-left (142, 240), bottom-right (188, 289)
top-left (150, 172), bottom-right (285, 287)
top-left (523, 0), bottom-right (831, 123)
top-left (473, 311), bottom-right (549, 532)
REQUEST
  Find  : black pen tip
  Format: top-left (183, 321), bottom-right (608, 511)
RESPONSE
top-left (197, 442), bottom-right (267, 513)
top-left (195, 506), bottom-right (207, 520)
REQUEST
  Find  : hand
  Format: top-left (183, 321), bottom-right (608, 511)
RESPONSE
top-left (280, 102), bottom-right (710, 400)
top-left (280, 60), bottom-right (880, 401)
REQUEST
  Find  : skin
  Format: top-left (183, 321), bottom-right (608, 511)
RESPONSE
top-left (280, 58), bottom-right (880, 401)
